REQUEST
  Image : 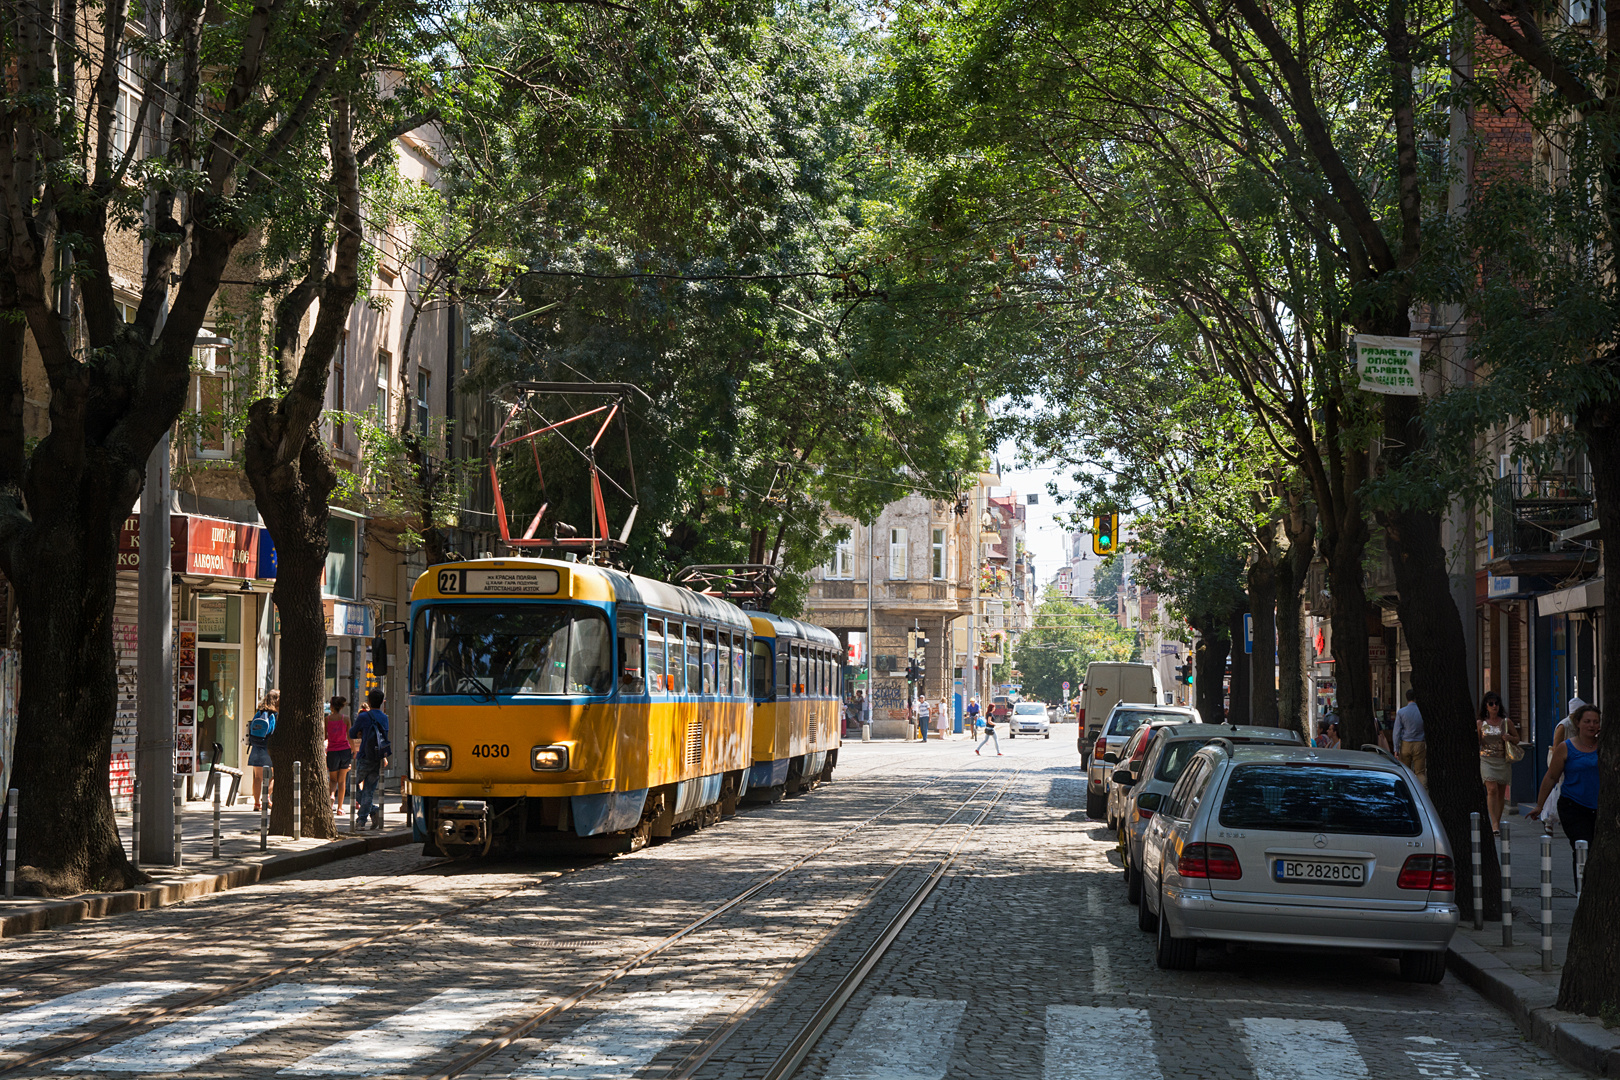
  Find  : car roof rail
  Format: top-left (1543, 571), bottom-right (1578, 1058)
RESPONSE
top-left (1208, 736), bottom-right (1236, 757)
top-left (1360, 743), bottom-right (1400, 763)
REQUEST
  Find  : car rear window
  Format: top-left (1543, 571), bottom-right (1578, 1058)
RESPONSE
top-left (1154, 737), bottom-right (1292, 782)
top-left (1014, 703), bottom-right (1045, 715)
top-left (1217, 765), bottom-right (1423, 836)
top-left (1108, 710), bottom-right (1181, 737)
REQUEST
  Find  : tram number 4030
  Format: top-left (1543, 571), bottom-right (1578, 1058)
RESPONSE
top-left (470, 744), bottom-right (510, 758)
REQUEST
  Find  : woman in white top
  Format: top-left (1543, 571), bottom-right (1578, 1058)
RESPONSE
top-left (1476, 691), bottom-right (1521, 835)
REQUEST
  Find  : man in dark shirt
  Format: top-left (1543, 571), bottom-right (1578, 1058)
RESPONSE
top-left (349, 689), bottom-right (392, 830)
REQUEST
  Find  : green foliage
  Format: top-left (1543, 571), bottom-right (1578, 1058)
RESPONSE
top-left (1012, 587), bottom-right (1135, 702)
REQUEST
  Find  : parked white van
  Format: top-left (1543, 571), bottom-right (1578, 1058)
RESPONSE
top-left (1076, 662), bottom-right (1164, 759)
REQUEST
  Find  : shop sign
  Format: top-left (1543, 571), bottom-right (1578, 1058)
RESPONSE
top-left (1352, 334), bottom-right (1422, 396)
top-left (1368, 641), bottom-right (1389, 662)
top-left (1488, 575), bottom-right (1519, 599)
top-left (324, 599), bottom-right (375, 638)
top-left (186, 518), bottom-right (258, 576)
top-left (117, 515), bottom-right (187, 570)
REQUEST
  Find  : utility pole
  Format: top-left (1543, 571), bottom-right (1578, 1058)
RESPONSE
top-left (137, 434), bottom-right (175, 862)
top-left (866, 517), bottom-right (875, 719)
top-left (967, 483), bottom-right (982, 707)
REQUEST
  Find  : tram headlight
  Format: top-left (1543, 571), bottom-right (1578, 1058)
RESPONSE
top-left (531, 745), bottom-right (569, 771)
top-left (416, 745), bottom-right (451, 771)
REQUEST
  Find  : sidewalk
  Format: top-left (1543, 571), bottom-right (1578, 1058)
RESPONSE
top-left (0, 788), bottom-right (416, 940)
top-left (1447, 806), bottom-right (1620, 1076)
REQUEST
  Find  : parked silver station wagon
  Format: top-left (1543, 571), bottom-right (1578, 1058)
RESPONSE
top-left (1137, 743), bottom-right (1459, 983)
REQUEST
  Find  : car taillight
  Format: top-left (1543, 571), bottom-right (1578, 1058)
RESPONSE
top-left (1137, 809), bottom-right (1153, 821)
top-left (1398, 854), bottom-right (1455, 892)
top-left (1177, 842), bottom-right (1242, 880)
top-left (1093, 736), bottom-right (1108, 760)
top-left (1077, 707), bottom-right (1086, 723)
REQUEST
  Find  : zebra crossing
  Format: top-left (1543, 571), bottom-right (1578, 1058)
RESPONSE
top-left (0, 980), bottom-right (1510, 1077)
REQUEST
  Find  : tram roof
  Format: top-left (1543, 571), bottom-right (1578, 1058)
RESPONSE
top-left (749, 610), bottom-right (840, 649)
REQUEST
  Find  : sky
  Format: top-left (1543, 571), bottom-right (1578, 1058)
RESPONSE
top-left (992, 441), bottom-right (1073, 588)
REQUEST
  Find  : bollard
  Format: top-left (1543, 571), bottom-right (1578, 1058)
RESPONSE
top-left (1501, 824), bottom-right (1513, 947)
top-left (172, 777), bottom-right (184, 868)
top-left (212, 783), bottom-right (221, 860)
top-left (861, 722), bottom-right (870, 744)
top-left (1540, 833), bottom-right (1553, 972)
top-left (349, 768), bottom-right (358, 834)
top-left (131, 778), bottom-right (141, 869)
top-left (4, 788), bottom-right (16, 899)
top-left (1470, 812), bottom-right (1484, 930)
top-left (1575, 840), bottom-right (1588, 899)
top-left (293, 761), bottom-right (302, 841)
top-left (259, 770), bottom-right (269, 852)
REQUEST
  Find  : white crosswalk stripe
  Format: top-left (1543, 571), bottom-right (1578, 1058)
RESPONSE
top-left (1238, 1017), bottom-right (1370, 1080)
top-left (510, 990), bottom-right (726, 1078)
top-left (282, 987), bottom-right (530, 1075)
top-left (65, 983), bottom-right (361, 1073)
top-left (0, 982), bottom-right (195, 1053)
top-left (1045, 1005), bottom-right (1161, 1080)
top-left (822, 995), bottom-right (967, 1080)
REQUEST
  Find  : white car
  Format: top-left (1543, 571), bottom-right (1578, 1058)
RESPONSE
top-left (1010, 701), bottom-right (1050, 738)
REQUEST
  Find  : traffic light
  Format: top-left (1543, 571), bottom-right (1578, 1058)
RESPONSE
top-left (1092, 512), bottom-right (1120, 556)
top-left (906, 658), bottom-right (920, 683)
top-left (1177, 660), bottom-right (1194, 685)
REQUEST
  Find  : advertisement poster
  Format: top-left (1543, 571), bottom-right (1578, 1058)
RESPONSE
top-left (175, 622), bottom-right (198, 774)
top-left (1352, 334), bottom-right (1422, 396)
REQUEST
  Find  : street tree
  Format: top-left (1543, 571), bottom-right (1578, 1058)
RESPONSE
top-left (1012, 588), bottom-right (1134, 704)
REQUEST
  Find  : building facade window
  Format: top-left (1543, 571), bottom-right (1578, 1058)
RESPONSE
top-left (192, 340), bottom-right (230, 458)
top-left (375, 349), bottom-right (391, 426)
top-left (331, 332), bottom-right (347, 450)
top-left (417, 369), bottom-right (430, 438)
top-left (827, 537), bottom-right (853, 579)
top-left (889, 527), bottom-right (908, 580)
top-left (325, 517), bottom-right (357, 598)
top-left (931, 527), bottom-right (946, 580)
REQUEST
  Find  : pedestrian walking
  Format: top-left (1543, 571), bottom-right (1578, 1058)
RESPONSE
top-left (1533, 704), bottom-right (1600, 872)
top-left (917, 697), bottom-right (931, 743)
top-left (1476, 691), bottom-right (1522, 835)
top-left (975, 710), bottom-right (1002, 756)
top-left (936, 698), bottom-right (949, 739)
top-left (349, 689), bottom-right (393, 830)
top-left (1314, 719), bottom-right (1342, 750)
top-left (247, 690), bottom-right (279, 811)
top-left (325, 696), bottom-right (352, 811)
top-left (1394, 689), bottom-right (1427, 785)
top-left (1541, 697), bottom-right (1586, 834)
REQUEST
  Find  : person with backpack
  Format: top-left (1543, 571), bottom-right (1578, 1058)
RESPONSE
top-left (247, 690), bottom-right (279, 811)
top-left (349, 689), bottom-right (393, 830)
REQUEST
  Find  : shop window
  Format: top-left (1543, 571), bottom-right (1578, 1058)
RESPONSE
top-left (196, 595), bottom-right (241, 643)
top-left (325, 518), bottom-right (357, 598)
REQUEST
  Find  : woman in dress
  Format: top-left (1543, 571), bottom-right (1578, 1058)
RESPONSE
top-left (1533, 704), bottom-right (1600, 876)
top-left (1477, 691), bottom-right (1522, 835)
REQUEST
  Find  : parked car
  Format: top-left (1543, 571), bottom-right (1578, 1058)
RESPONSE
top-left (1009, 701), bottom-right (1050, 738)
top-left (1137, 742), bottom-right (1459, 983)
top-left (1118, 724), bottom-right (1303, 904)
top-left (1104, 718), bottom-right (1194, 830)
top-left (1085, 703), bottom-right (1199, 819)
top-left (1076, 662), bottom-right (1165, 757)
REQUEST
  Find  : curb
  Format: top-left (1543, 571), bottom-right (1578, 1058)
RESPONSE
top-left (0, 828), bottom-right (414, 940)
top-left (1448, 936), bottom-right (1620, 1076)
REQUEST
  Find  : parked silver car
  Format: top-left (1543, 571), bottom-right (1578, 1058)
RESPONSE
top-left (1009, 701), bottom-right (1050, 738)
top-left (1137, 743), bottom-right (1459, 982)
top-left (1104, 718), bottom-right (1193, 831)
top-left (1117, 725), bottom-right (1303, 905)
top-left (1085, 703), bottom-right (1198, 820)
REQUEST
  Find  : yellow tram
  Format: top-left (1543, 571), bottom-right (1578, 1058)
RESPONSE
top-left (406, 557), bottom-right (839, 855)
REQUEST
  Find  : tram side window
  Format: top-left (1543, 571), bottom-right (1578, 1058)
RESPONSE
top-left (647, 619), bottom-right (667, 692)
top-left (685, 624), bottom-right (701, 694)
top-left (776, 642), bottom-right (790, 697)
top-left (618, 623), bottom-right (645, 696)
top-left (754, 641), bottom-right (773, 700)
top-left (718, 631), bottom-right (733, 695)
top-left (731, 637), bottom-right (744, 696)
top-left (792, 646), bottom-right (804, 695)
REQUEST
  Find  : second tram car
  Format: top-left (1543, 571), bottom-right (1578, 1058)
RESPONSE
top-left (407, 557), bottom-right (841, 855)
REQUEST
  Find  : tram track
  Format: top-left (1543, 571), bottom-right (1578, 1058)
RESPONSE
top-left (0, 764), bottom-right (977, 1076)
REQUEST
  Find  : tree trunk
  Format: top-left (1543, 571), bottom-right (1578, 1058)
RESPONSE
top-left (1325, 526), bottom-right (1376, 748)
top-left (5, 474), bottom-right (141, 893)
top-left (1227, 607), bottom-right (1251, 723)
top-left (1380, 394), bottom-right (1500, 921)
top-left (1557, 400), bottom-right (1620, 1014)
top-left (1248, 539), bottom-right (1279, 727)
top-left (1192, 615), bottom-right (1229, 723)
top-left (1276, 511), bottom-right (1314, 734)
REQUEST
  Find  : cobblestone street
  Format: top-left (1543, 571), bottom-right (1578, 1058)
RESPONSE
top-left (0, 732), bottom-right (1591, 1079)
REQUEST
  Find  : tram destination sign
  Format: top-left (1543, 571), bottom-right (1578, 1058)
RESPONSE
top-left (436, 568), bottom-right (562, 595)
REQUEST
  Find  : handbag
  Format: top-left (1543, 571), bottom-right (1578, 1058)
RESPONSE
top-left (1506, 740), bottom-right (1525, 763)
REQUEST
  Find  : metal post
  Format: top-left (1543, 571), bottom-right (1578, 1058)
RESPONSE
top-left (293, 761), bottom-right (302, 841)
top-left (349, 768), bottom-right (358, 833)
top-left (1501, 824), bottom-right (1513, 947)
top-left (131, 778), bottom-right (141, 869)
top-left (137, 432), bottom-right (176, 864)
top-left (1470, 812), bottom-right (1484, 930)
top-left (172, 777), bottom-right (183, 868)
top-left (1540, 832), bottom-right (1553, 972)
top-left (4, 788), bottom-right (16, 899)
top-left (1575, 839), bottom-right (1588, 899)
top-left (259, 770), bottom-right (268, 852)
top-left (212, 782), bottom-right (221, 860)
top-left (866, 517), bottom-right (875, 738)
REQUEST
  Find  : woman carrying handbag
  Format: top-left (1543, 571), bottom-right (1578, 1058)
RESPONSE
top-left (1477, 691), bottom-right (1522, 835)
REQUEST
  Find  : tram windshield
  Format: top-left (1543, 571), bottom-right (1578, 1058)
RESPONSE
top-left (411, 604), bottom-right (613, 697)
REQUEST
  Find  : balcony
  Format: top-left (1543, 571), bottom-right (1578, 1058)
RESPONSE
top-left (1488, 474), bottom-right (1599, 577)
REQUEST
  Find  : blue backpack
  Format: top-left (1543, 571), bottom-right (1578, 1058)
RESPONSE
top-left (248, 709), bottom-right (275, 739)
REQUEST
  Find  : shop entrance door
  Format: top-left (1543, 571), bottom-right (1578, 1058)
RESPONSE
top-left (198, 647), bottom-right (242, 774)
